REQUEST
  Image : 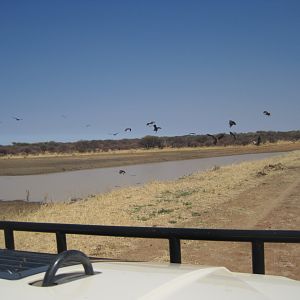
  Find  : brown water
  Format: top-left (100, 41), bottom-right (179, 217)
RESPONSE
top-left (0, 152), bottom-right (285, 202)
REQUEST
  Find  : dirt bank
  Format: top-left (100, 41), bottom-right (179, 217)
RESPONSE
top-left (0, 142), bottom-right (299, 175)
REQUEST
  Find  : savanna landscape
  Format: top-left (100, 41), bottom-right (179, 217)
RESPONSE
top-left (1, 141), bottom-right (299, 280)
top-left (1, 2), bottom-right (300, 299)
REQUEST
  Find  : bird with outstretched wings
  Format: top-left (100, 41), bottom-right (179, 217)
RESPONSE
top-left (153, 124), bottom-right (162, 132)
top-left (207, 134), bottom-right (224, 145)
top-left (12, 116), bottom-right (23, 121)
top-left (229, 120), bottom-right (236, 127)
top-left (146, 121), bottom-right (155, 126)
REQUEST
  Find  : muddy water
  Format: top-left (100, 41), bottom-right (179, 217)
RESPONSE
top-left (0, 152), bottom-right (285, 202)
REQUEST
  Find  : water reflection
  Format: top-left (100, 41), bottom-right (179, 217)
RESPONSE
top-left (0, 152), bottom-right (284, 202)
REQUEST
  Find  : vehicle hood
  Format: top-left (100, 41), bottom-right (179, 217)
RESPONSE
top-left (1, 261), bottom-right (300, 299)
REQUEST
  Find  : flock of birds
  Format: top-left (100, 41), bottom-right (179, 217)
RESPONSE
top-left (8, 111), bottom-right (271, 141)
top-left (206, 111), bottom-right (271, 147)
top-left (6, 111), bottom-right (272, 176)
top-left (118, 110), bottom-right (271, 175)
top-left (111, 111), bottom-right (271, 143)
top-left (109, 121), bottom-right (162, 136)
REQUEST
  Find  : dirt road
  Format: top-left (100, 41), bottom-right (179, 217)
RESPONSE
top-left (119, 163), bottom-right (300, 280)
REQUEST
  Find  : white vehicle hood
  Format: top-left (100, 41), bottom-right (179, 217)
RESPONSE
top-left (1, 261), bottom-right (300, 299)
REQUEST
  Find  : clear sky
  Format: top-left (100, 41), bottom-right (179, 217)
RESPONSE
top-left (0, 0), bottom-right (299, 145)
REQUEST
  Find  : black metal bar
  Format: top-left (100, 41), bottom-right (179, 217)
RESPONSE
top-left (252, 241), bottom-right (265, 274)
top-left (1, 221), bottom-right (299, 275)
top-left (4, 228), bottom-right (15, 250)
top-left (169, 238), bottom-right (181, 263)
top-left (56, 232), bottom-right (67, 253)
top-left (0, 221), bottom-right (299, 243)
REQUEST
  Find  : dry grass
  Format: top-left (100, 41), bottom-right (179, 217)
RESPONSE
top-left (1, 150), bottom-right (299, 262)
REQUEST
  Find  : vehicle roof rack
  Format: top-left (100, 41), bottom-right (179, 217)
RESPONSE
top-left (0, 249), bottom-right (88, 280)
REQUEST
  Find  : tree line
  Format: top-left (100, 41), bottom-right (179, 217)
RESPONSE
top-left (0, 130), bottom-right (299, 156)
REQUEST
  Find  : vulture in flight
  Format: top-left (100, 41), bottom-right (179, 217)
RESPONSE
top-left (12, 116), bottom-right (23, 121)
top-left (146, 121), bottom-right (155, 126)
top-left (153, 124), bottom-right (162, 132)
top-left (207, 134), bottom-right (224, 145)
top-left (229, 120), bottom-right (236, 127)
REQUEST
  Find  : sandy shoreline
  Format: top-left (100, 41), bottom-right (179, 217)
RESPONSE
top-left (0, 142), bottom-right (299, 176)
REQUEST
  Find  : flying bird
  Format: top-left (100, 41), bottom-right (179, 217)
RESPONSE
top-left (153, 124), bottom-right (162, 132)
top-left (146, 121), bottom-right (155, 126)
top-left (229, 120), bottom-right (236, 127)
top-left (119, 170), bottom-right (126, 175)
top-left (207, 134), bottom-right (217, 145)
top-left (124, 128), bottom-right (132, 132)
top-left (207, 134), bottom-right (224, 145)
top-left (109, 132), bottom-right (119, 136)
top-left (230, 131), bottom-right (237, 140)
top-left (263, 111), bottom-right (271, 116)
top-left (188, 133), bottom-right (196, 135)
top-left (12, 116), bottom-right (23, 121)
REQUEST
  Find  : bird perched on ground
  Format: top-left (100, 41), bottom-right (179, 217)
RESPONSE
top-left (229, 120), bottom-right (236, 127)
top-left (124, 128), bottom-right (131, 132)
top-left (230, 131), bottom-right (237, 140)
top-left (119, 170), bottom-right (126, 175)
top-left (253, 136), bottom-right (261, 146)
top-left (12, 116), bottom-right (22, 121)
top-left (153, 124), bottom-right (162, 132)
top-left (207, 134), bottom-right (224, 145)
top-left (263, 111), bottom-right (271, 116)
top-left (147, 121), bottom-right (155, 126)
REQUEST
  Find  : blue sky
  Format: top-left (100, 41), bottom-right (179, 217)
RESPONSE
top-left (0, 0), bottom-right (299, 145)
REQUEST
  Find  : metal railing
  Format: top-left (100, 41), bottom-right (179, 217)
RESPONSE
top-left (1, 221), bottom-right (300, 275)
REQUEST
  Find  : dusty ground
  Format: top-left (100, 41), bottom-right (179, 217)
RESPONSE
top-left (0, 148), bottom-right (299, 280)
top-left (120, 161), bottom-right (300, 280)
